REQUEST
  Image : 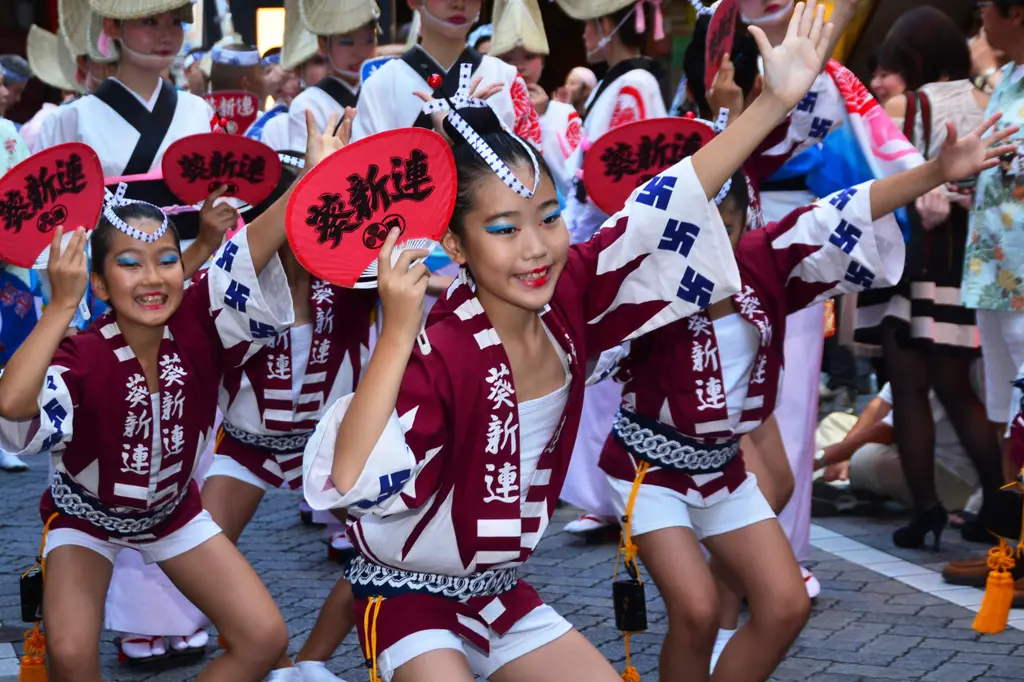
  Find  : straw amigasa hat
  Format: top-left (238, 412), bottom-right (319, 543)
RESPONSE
top-left (281, 0), bottom-right (319, 71)
top-left (553, 0), bottom-right (635, 21)
top-left (26, 25), bottom-right (84, 93)
top-left (298, 0), bottom-right (381, 37)
top-left (490, 0), bottom-right (549, 57)
top-left (88, 0), bottom-right (196, 22)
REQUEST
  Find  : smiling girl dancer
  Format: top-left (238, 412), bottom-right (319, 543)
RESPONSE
top-left (300, 9), bottom-right (857, 680)
top-left (31, 0), bottom-right (249, 665)
top-left (351, 0), bottom-right (540, 143)
top-left (597, 4), bottom-right (1018, 682)
top-left (553, 0), bottom-right (668, 537)
top-left (0, 110), bottom-right (348, 682)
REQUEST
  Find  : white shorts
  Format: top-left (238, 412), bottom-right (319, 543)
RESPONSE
top-left (606, 472), bottom-right (776, 540)
top-left (205, 453), bottom-right (270, 491)
top-left (43, 510), bottom-right (222, 565)
top-left (976, 309), bottom-right (1024, 423)
top-left (376, 604), bottom-right (573, 682)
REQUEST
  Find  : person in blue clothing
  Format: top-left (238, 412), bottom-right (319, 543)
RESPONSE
top-left (0, 55), bottom-right (31, 123)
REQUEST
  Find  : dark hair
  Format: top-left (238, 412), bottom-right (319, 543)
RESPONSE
top-left (601, 3), bottom-right (654, 50)
top-left (719, 170), bottom-right (749, 216)
top-left (995, 0), bottom-right (1024, 17)
top-left (683, 15), bottom-right (759, 120)
top-left (867, 45), bottom-right (881, 75)
top-left (262, 46), bottom-right (282, 60)
top-left (0, 54), bottom-right (31, 81)
top-left (209, 44), bottom-right (263, 92)
top-left (442, 107), bottom-right (554, 237)
top-left (91, 203), bottom-right (180, 277)
top-left (878, 7), bottom-right (970, 90)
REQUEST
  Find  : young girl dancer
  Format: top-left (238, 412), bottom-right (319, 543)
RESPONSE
top-left (275, 0), bottom-right (379, 151)
top-left (554, 0), bottom-right (668, 536)
top-left (203, 133), bottom-right (376, 682)
top-left (597, 8), bottom-right (1019, 682)
top-left (351, 0), bottom-right (540, 144)
top-left (31, 0), bottom-right (243, 664)
top-left (301, 9), bottom-right (845, 679)
top-left (0, 110), bottom-right (347, 682)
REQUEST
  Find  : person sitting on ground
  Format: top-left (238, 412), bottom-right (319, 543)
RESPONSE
top-left (814, 380), bottom-right (981, 517)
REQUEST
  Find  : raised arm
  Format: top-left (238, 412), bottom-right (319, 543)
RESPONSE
top-left (180, 185), bottom-right (238, 279)
top-left (246, 108), bottom-right (356, 274)
top-left (0, 228), bottom-right (87, 420)
top-left (692, 0), bottom-right (834, 200)
top-left (868, 115), bottom-right (1018, 221)
top-left (330, 229), bottom-right (431, 493)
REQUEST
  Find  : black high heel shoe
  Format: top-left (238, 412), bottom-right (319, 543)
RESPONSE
top-left (960, 501), bottom-right (1003, 546)
top-left (893, 504), bottom-right (947, 550)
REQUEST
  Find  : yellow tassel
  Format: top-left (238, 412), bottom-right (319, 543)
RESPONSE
top-left (974, 540), bottom-right (1016, 635)
top-left (621, 632), bottom-right (640, 682)
top-left (19, 624), bottom-right (47, 682)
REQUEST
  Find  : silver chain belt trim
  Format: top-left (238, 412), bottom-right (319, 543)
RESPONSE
top-left (50, 472), bottom-right (186, 536)
top-left (613, 409), bottom-right (739, 473)
top-left (223, 422), bottom-right (311, 454)
top-left (346, 555), bottom-right (519, 600)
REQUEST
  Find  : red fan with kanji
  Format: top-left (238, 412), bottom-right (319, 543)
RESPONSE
top-left (583, 117), bottom-right (716, 216)
top-left (203, 91), bottom-right (261, 134)
top-left (286, 129), bottom-right (457, 289)
top-left (705, 0), bottom-right (739, 91)
top-left (0, 143), bottom-right (104, 268)
top-left (162, 133), bottom-right (282, 207)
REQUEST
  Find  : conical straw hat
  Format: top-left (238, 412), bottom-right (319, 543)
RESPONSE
top-left (281, 0), bottom-right (319, 70)
top-left (27, 25), bottom-right (84, 93)
top-left (59, 0), bottom-right (92, 56)
top-left (299, 0), bottom-right (381, 37)
top-left (553, 0), bottom-right (635, 22)
top-left (491, 0), bottom-right (549, 56)
top-left (88, 0), bottom-right (195, 22)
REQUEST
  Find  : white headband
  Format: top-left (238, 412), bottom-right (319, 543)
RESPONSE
top-left (102, 183), bottom-right (170, 243)
top-left (211, 45), bottom-right (261, 67)
top-left (420, 63), bottom-right (540, 199)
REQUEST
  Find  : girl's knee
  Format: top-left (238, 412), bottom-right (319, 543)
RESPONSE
top-left (227, 610), bottom-right (289, 665)
top-left (666, 591), bottom-right (719, 641)
top-left (755, 588), bottom-right (810, 639)
top-left (47, 637), bottom-right (101, 681)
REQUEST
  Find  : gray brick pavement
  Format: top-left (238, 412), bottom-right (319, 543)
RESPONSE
top-left (2, 466), bottom-right (1024, 681)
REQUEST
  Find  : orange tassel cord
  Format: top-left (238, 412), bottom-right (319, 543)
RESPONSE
top-left (615, 462), bottom-right (650, 682)
top-left (19, 513), bottom-right (58, 681)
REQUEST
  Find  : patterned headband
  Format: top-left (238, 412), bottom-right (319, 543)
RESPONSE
top-left (183, 51), bottom-right (206, 69)
top-left (0, 65), bottom-right (30, 84)
top-left (420, 63), bottom-right (540, 199)
top-left (278, 152), bottom-right (305, 169)
top-left (211, 45), bottom-right (261, 67)
top-left (102, 183), bottom-right (170, 243)
top-left (686, 0), bottom-right (724, 15)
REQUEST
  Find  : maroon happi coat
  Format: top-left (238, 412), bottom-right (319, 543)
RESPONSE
top-left (217, 279), bottom-right (377, 488)
top-left (302, 157), bottom-right (743, 653)
top-left (600, 181), bottom-right (905, 499)
top-left (0, 229), bottom-right (294, 540)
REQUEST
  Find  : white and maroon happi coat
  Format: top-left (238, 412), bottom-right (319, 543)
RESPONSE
top-left (303, 157), bottom-right (742, 653)
top-left (217, 280), bottom-right (378, 489)
top-left (600, 182), bottom-right (904, 500)
top-left (0, 230), bottom-right (294, 541)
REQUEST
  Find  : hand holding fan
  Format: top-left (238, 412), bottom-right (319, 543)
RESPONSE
top-left (285, 128), bottom-right (457, 289)
top-left (0, 143), bottom-right (104, 267)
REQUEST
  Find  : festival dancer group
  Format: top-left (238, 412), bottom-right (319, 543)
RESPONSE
top-left (0, 0), bottom-right (1019, 681)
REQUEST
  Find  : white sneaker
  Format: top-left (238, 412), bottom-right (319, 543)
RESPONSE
top-left (801, 566), bottom-right (821, 599)
top-left (564, 513), bottom-right (612, 534)
top-left (294, 660), bottom-right (347, 682)
top-left (0, 450), bottom-right (28, 472)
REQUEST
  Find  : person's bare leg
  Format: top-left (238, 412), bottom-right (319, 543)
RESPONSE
top-left (200, 475), bottom-right (266, 544)
top-left (489, 629), bottom-right (621, 682)
top-left (715, 445), bottom-right (783, 633)
top-left (295, 578), bottom-right (356, 662)
top-left (160, 534), bottom-right (289, 682)
top-left (636, 526), bottom-right (719, 682)
top-left (42, 545), bottom-right (114, 682)
top-left (706, 520), bottom-right (810, 682)
top-left (392, 648), bottom-right (474, 682)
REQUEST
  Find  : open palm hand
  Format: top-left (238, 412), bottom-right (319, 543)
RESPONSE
top-left (939, 114), bottom-right (1020, 183)
top-left (751, 0), bottom-right (834, 111)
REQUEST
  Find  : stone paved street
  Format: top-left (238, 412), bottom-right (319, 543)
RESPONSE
top-left (3, 465), bottom-right (1024, 681)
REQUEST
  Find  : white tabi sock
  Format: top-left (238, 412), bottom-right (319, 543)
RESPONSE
top-left (710, 627), bottom-right (737, 673)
